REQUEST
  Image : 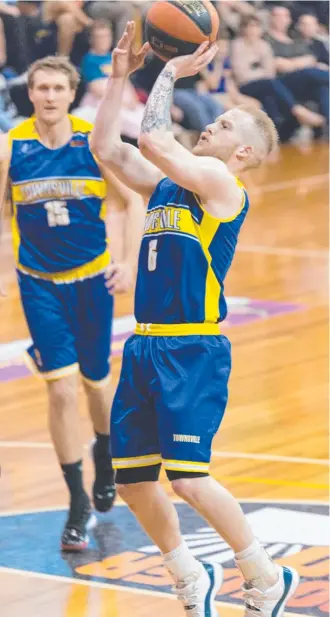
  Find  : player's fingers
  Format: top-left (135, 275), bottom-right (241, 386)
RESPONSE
top-left (128, 21), bottom-right (136, 41)
top-left (136, 42), bottom-right (151, 60)
top-left (116, 30), bottom-right (129, 50)
top-left (194, 41), bottom-right (209, 57)
top-left (104, 265), bottom-right (117, 280)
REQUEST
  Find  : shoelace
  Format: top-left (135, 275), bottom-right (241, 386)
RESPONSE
top-left (243, 587), bottom-right (266, 614)
top-left (175, 582), bottom-right (201, 614)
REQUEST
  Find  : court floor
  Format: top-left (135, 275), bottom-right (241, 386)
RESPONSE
top-left (0, 143), bottom-right (328, 617)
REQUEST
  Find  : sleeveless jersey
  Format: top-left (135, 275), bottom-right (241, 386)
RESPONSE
top-left (8, 115), bottom-right (109, 283)
top-left (135, 176), bottom-right (249, 326)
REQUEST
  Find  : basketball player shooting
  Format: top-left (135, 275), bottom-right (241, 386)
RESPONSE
top-left (91, 21), bottom-right (299, 617)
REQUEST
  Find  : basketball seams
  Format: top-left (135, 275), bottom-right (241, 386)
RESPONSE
top-left (170, 0), bottom-right (212, 36)
top-left (146, 0), bottom-right (219, 59)
top-left (147, 1), bottom-right (212, 45)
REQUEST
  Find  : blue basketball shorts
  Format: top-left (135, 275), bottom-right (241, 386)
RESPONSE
top-left (18, 270), bottom-right (113, 385)
top-left (111, 334), bottom-right (232, 474)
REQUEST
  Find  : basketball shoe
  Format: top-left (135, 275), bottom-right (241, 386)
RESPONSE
top-left (175, 562), bottom-right (223, 616)
top-left (61, 493), bottom-right (97, 551)
top-left (241, 565), bottom-right (300, 617)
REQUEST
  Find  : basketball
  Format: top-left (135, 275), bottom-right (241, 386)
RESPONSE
top-left (145, 1), bottom-right (220, 61)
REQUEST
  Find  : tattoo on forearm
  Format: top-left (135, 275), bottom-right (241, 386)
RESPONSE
top-left (141, 68), bottom-right (175, 133)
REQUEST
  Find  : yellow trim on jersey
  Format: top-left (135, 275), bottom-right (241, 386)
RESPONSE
top-left (11, 178), bottom-right (107, 204)
top-left (135, 323), bottom-right (220, 336)
top-left (99, 199), bottom-right (107, 221)
top-left (9, 115), bottom-right (94, 142)
top-left (17, 249), bottom-right (110, 283)
top-left (81, 374), bottom-right (111, 389)
top-left (196, 210), bottom-right (222, 324)
top-left (112, 454), bottom-right (162, 469)
top-left (11, 204), bottom-right (20, 263)
top-left (162, 459), bottom-right (210, 472)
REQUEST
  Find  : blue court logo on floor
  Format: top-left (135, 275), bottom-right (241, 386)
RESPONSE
top-left (0, 501), bottom-right (327, 616)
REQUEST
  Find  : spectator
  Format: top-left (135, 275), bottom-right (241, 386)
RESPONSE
top-left (0, 13), bottom-right (6, 67)
top-left (296, 14), bottom-right (329, 67)
top-left (0, 73), bottom-right (16, 131)
top-left (202, 39), bottom-right (261, 111)
top-left (78, 20), bottom-right (145, 142)
top-left (231, 15), bottom-right (324, 140)
top-left (265, 5), bottom-right (329, 125)
top-left (215, 0), bottom-right (256, 38)
top-left (85, 0), bottom-right (134, 45)
top-left (0, 1), bottom-right (27, 73)
top-left (42, 0), bottom-right (92, 58)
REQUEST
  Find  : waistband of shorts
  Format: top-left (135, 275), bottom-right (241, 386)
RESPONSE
top-left (134, 323), bottom-right (220, 336)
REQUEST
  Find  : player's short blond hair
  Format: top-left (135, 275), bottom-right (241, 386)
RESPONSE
top-left (237, 105), bottom-right (279, 168)
top-left (28, 56), bottom-right (80, 91)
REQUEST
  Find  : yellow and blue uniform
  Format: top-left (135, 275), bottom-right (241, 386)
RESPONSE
top-left (9, 116), bottom-right (113, 384)
top-left (111, 176), bottom-right (249, 475)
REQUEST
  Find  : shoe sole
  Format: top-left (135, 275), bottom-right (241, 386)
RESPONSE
top-left (61, 513), bottom-right (97, 552)
top-left (203, 562), bottom-right (224, 617)
top-left (275, 567), bottom-right (300, 617)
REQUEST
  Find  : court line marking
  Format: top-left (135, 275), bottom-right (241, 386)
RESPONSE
top-left (212, 450), bottom-right (329, 466)
top-left (0, 566), bottom-right (309, 617)
top-left (0, 498), bottom-right (328, 518)
top-left (0, 440), bottom-right (328, 467)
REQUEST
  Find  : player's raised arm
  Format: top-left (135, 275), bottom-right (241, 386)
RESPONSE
top-left (138, 43), bottom-right (239, 206)
top-left (90, 22), bottom-right (163, 200)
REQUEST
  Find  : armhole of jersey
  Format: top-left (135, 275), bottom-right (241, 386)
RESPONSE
top-left (194, 177), bottom-right (247, 224)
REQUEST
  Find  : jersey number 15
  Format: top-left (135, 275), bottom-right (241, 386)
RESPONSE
top-left (45, 201), bottom-right (70, 227)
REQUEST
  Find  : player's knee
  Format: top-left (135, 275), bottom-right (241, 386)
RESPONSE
top-left (116, 483), bottom-right (146, 508)
top-left (171, 476), bottom-right (209, 500)
top-left (47, 375), bottom-right (77, 412)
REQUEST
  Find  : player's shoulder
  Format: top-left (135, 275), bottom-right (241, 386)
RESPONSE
top-left (69, 114), bottom-right (94, 136)
top-left (8, 117), bottom-right (36, 141)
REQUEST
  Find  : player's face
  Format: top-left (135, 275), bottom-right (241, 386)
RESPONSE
top-left (28, 70), bottom-right (76, 125)
top-left (193, 110), bottom-right (247, 162)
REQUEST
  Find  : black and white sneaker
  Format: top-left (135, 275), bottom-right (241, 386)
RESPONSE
top-left (92, 440), bottom-right (116, 513)
top-left (61, 494), bottom-right (97, 552)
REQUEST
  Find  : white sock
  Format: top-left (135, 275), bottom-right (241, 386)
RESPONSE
top-left (163, 540), bottom-right (202, 583)
top-left (235, 538), bottom-right (278, 590)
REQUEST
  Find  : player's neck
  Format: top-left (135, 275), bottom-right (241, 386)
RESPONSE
top-left (226, 158), bottom-right (244, 177)
top-left (35, 116), bottom-right (72, 150)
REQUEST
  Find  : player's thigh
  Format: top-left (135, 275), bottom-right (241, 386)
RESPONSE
top-left (74, 273), bottom-right (113, 384)
top-left (18, 271), bottom-right (77, 377)
top-left (111, 335), bottom-right (161, 472)
top-left (154, 335), bottom-right (232, 474)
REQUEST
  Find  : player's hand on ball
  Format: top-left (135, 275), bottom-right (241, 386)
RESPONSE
top-left (105, 262), bottom-right (134, 295)
top-left (167, 41), bottom-right (218, 80)
top-left (112, 21), bottom-right (150, 78)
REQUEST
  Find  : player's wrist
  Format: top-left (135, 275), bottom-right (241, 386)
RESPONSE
top-left (165, 61), bottom-right (178, 81)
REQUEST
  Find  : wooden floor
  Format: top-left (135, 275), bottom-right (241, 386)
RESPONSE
top-left (0, 143), bottom-right (328, 617)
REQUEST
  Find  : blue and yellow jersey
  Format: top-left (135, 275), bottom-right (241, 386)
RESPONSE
top-left (134, 176), bottom-right (249, 330)
top-left (8, 115), bottom-right (109, 283)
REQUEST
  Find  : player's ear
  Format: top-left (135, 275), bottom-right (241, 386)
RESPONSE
top-left (69, 89), bottom-right (76, 104)
top-left (236, 145), bottom-right (252, 161)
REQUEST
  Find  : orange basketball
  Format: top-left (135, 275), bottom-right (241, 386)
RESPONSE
top-left (145, 1), bottom-right (220, 62)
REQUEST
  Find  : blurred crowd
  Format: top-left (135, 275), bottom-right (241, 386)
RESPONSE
top-left (0, 0), bottom-right (329, 145)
